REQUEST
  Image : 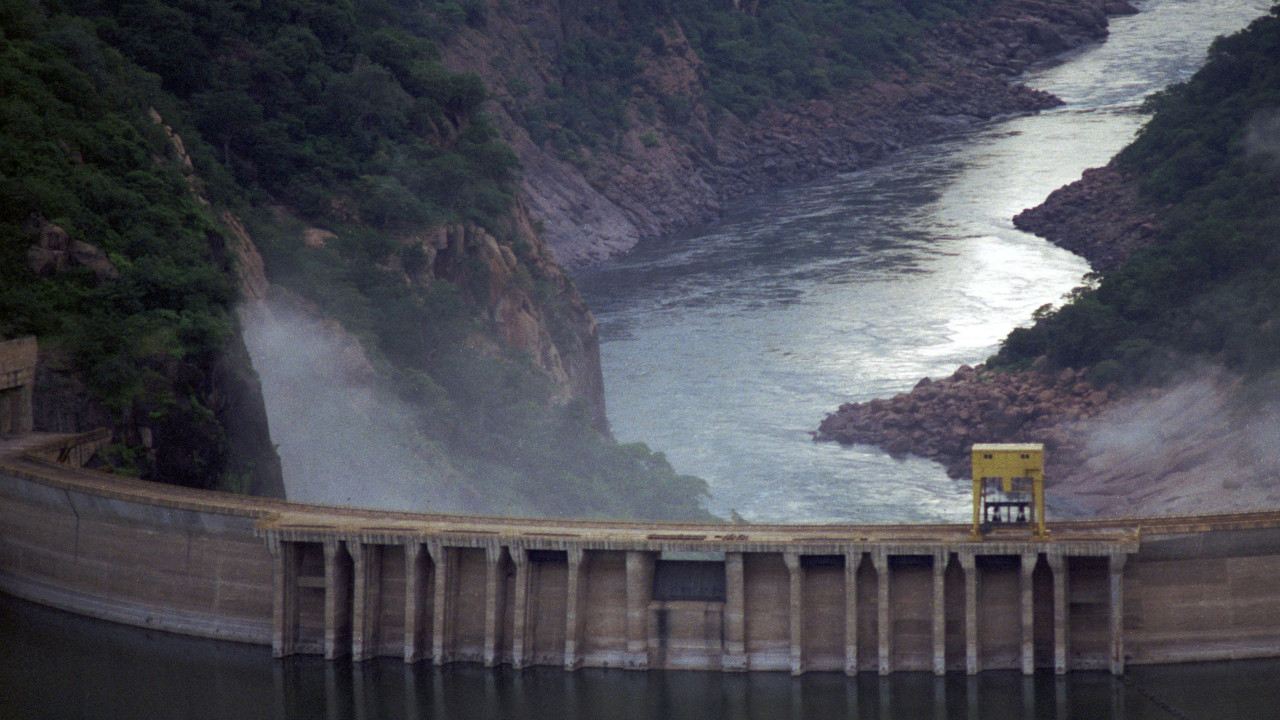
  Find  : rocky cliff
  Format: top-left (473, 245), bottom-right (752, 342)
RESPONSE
top-left (441, 0), bottom-right (1135, 265)
top-left (24, 214), bottom-right (286, 499)
top-left (10, 117), bottom-right (284, 497)
top-left (406, 197), bottom-right (607, 429)
top-left (1012, 164), bottom-right (1161, 272)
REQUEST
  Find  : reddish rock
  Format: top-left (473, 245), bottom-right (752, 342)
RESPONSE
top-left (25, 215), bottom-right (118, 285)
top-left (816, 360), bottom-right (1125, 482)
top-left (1012, 165), bottom-right (1161, 271)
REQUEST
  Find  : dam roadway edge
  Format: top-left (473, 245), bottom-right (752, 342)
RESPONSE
top-left (3, 432), bottom-right (1279, 676)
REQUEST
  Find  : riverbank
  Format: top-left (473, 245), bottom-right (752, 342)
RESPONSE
top-left (1013, 164), bottom-right (1161, 272)
top-left (813, 161), bottom-right (1255, 519)
top-left (814, 362), bottom-right (1122, 500)
top-left (445, 0), bottom-right (1137, 265)
top-left (816, 359), bottom-right (1280, 518)
top-left (817, 0), bottom-right (1280, 519)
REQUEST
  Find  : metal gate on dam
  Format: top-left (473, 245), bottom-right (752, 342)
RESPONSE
top-left (3, 430), bottom-right (1280, 676)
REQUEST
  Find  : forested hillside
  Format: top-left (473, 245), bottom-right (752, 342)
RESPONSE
top-left (0, 0), bottom-right (709, 519)
top-left (0, 0), bottom-right (284, 495)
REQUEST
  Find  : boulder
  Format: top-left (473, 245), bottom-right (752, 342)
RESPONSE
top-left (25, 215), bottom-right (118, 285)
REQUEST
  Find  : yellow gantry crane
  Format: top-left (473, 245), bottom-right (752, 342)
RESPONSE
top-left (971, 443), bottom-right (1047, 540)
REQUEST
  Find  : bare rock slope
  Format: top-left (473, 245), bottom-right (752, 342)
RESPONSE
top-left (442, 0), bottom-right (1134, 265)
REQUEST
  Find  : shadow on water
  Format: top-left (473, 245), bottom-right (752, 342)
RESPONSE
top-left (5, 594), bottom-right (1278, 720)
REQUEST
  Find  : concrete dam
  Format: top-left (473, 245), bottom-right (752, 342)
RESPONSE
top-left (2, 334), bottom-right (1278, 676)
top-left (4, 428), bottom-right (1280, 677)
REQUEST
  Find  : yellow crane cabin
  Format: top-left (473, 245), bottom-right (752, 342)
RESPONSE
top-left (971, 443), bottom-right (1047, 539)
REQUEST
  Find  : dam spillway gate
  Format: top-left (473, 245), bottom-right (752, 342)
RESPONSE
top-left (258, 513), bottom-right (1138, 676)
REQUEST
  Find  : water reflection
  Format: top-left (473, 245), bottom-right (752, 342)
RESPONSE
top-left (6, 595), bottom-right (1279, 720)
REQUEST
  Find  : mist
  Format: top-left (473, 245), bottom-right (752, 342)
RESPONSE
top-left (1244, 108), bottom-right (1280, 169)
top-left (1054, 366), bottom-right (1280, 517)
top-left (239, 298), bottom-right (477, 514)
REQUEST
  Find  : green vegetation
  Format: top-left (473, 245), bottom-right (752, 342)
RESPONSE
top-left (0, 3), bottom-right (239, 486)
top-left (991, 6), bottom-right (1280, 383)
top-left (520, 0), bottom-right (989, 156)
top-left (0, 0), bottom-right (709, 518)
top-left (51, 0), bottom-right (517, 231)
top-left (673, 0), bottom-right (984, 117)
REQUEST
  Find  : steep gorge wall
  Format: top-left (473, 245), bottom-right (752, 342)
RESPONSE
top-left (441, 0), bottom-right (1133, 265)
top-left (415, 196), bottom-right (606, 426)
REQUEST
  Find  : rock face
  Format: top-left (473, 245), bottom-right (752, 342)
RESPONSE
top-left (816, 362), bottom-right (1120, 483)
top-left (25, 112), bottom-right (286, 498)
top-left (1049, 370), bottom-right (1280, 517)
top-left (25, 215), bottom-right (119, 285)
top-left (385, 196), bottom-right (608, 430)
top-left (1012, 164), bottom-right (1162, 271)
top-left (31, 330), bottom-right (287, 499)
top-left (442, 0), bottom-right (1134, 266)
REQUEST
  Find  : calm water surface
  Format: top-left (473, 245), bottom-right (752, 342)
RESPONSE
top-left (6, 1), bottom-right (1280, 717)
top-left (6, 595), bottom-right (1280, 720)
top-left (576, 0), bottom-right (1274, 524)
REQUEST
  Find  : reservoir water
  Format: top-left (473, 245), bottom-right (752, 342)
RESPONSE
top-left (576, 0), bottom-right (1275, 524)
top-left (5, 1), bottom-right (1279, 717)
top-left (7, 592), bottom-right (1280, 719)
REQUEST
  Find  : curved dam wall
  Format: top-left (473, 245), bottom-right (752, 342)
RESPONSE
top-left (3, 436), bottom-right (1280, 675)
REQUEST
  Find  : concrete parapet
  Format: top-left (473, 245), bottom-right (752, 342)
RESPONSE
top-left (24, 428), bottom-right (113, 467)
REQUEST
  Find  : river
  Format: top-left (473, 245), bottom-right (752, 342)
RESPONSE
top-left (5, 0), bottom-right (1278, 717)
top-left (576, 0), bottom-right (1274, 524)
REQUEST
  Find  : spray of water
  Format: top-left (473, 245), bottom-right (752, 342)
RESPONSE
top-left (1244, 108), bottom-right (1280, 169)
top-left (1056, 365), bottom-right (1280, 516)
top-left (238, 297), bottom-right (478, 513)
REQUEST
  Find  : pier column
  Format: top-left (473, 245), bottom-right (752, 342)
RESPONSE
top-left (1048, 553), bottom-right (1068, 674)
top-left (625, 550), bottom-right (654, 668)
top-left (933, 551), bottom-right (947, 676)
top-left (427, 542), bottom-right (452, 665)
top-left (267, 535), bottom-right (299, 658)
top-left (873, 550), bottom-right (890, 675)
top-left (843, 550), bottom-right (860, 676)
top-left (1109, 553), bottom-right (1127, 676)
top-left (724, 552), bottom-right (747, 672)
top-left (785, 552), bottom-right (804, 675)
top-left (404, 542), bottom-right (427, 663)
top-left (960, 552), bottom-right (978, 675)
top-left (484, 545), bottom-right (506, 667)
top-left (1021, 552), bottom-right (1036, 675)
top-left (564, 548), bottom-right (586, 670)
top-left (351, 540), bottom-right (384, 662)
top-left (323, 538), bottom-right (352, 660)
top-left (511, 548), bottom-right (531, 669)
